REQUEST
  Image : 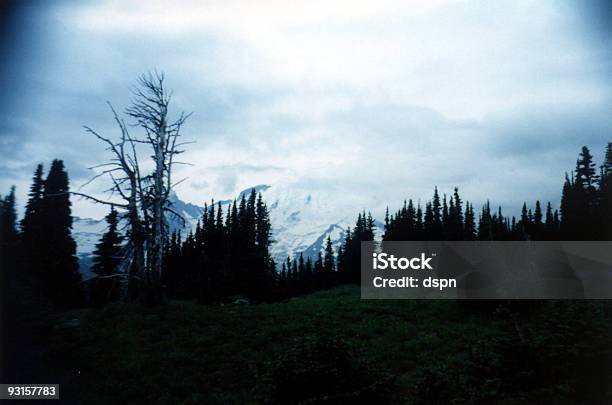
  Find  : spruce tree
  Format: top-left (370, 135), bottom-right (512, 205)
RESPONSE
top-left (478, 201), bottom-right (493, 240)
top-left (431, 187), bottom-right (443, 239)
top-left (442, 194), bottom-right (449, 238)
top-left (0, 187), bottom-right (18, 249)
top-left (21, 164), bottom-right (45, 274)
top-left (544, 202), bottom-right (559, 240)
top-left (601, 143), bottom-right (612, 239)
top-left (21, 164), bottom-right (44, 236)
top-left (291, 258), bottom-right (298, 294)
top-left (533, 200), bottom-right (543, 240)
top-left (575, 146), bottom-right (598, 190)
top-left (323, 236), bottom-right (335, 287)
top-left (560, 173), bottom-right (576, 239)
top-left (423, 202), bottom-right (433, 240)
top-left (90, 207), bottom-right (124, 305)
top-left (464, 201), bottom-right (476, 240)
top-left (447, 187), bottom-right (464, 240)
top-left (383, 207), bottom-right (390, 240)
top-left (314, 252), bottom-right (323, 288)
top-left (1, 187), bottom-right (19, 294)
top-left (40, 160), bottom-right (83, 307)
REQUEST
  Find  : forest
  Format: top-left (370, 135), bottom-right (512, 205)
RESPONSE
top-left (0, 143), bottom-right (611, 307)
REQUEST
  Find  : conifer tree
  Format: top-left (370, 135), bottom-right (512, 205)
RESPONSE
top-left (520, 202), bottom-right (531, 239)
top-left (447, 187), bottom-right (464, 239)
top-left (291, 258), bottom-right (298, 294)
top-left (601, 142), bottom-right (612, 239)
top-left (573, 146), bottom-right (599, 239)
top-left (279, 262), bottom-right (288, 296)
top-left (90, 207), bottom-right (124, 305)
top-left (560, 173), bottom-right (576, 239)
top-left (295, 252), bottom-right (306, 293)
top-left (0, 187), bottom-right (18, 248)
top-left (40, 160), bottom-right (83, 307)
top-left (383, 207), bottom-right (390, 239)
top-left (314, 252), bottom-right (323, 288)
top-left (0, 187), bottom-right (19, 280)
top-left (304, 256), bottom-right (313, 293)
top-left (423, 202), bottom-right (433, 240)
top-left (20, 164), bottom-right (45, 273)
top-left (533, 200), bottom-right (544, 240)
top-left (544, 202), bottom-right (559, 240)
top-left (464, 201), bottom-right (476, 240)
top-left (575, 146), bottom-right (598, 190)
top-left (21, 164), bottom-right (44, 237)
top-left (478, 201), bottom-right (493, 240)
top-left (323, 236), bottom-right (335, 287)
top-left (442, 194), bottom-right (449, 237)
top-left (431, 187), bottom-right (443, 238)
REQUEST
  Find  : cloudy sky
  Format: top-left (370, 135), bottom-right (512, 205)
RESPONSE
top-left (1, 0), bottom-right (611, 219)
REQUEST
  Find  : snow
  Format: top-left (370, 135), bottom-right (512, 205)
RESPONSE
top-left (72, 182), bottom-right (384, 274)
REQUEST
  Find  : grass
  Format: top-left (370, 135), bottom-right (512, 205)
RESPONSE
top-left (42, 286), bottom-right (612, 404)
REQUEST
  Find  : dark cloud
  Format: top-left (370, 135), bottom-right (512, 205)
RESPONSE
top-left (1, 1), bottom-right (611, 220)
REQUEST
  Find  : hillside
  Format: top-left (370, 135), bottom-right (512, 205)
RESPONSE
top-left (35, 288), bottom-right (612, 404)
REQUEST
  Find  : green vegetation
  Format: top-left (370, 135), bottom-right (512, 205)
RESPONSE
top-left (44, 286), bottom-right (611, 404)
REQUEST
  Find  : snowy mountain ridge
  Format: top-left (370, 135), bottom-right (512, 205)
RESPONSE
top-left (72, 183), bottom-right (383, 277)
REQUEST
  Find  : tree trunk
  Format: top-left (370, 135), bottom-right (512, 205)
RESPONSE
top-left (147, 117), bottom-right (167, 305)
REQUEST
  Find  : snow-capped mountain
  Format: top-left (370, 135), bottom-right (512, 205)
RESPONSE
top-left (72, 184), bottom-right (383, 277)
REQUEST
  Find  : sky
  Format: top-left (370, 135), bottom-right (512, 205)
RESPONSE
top-left (1, 0), bottom-right (611, 220)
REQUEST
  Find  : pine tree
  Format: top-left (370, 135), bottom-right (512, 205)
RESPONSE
top-left (383, 207), bottom-right (390, 240)
top-left (520, 202), bottom-right (531, 239)
top-left (533, 200), bottom-right (543, 240)
top-left (544, 202), bottom-right (559, 240)
top-left (20, 164), bottom-right (45, 273)
top-left (40, 160), bottom-right (83, 307)
top-left (423, 202), bottom-right (434, 240)
top-left (291, 258), bottom-right (298, 294)
top-left (575, 146), bottom-right (598, 190)
top-left (1, 187), bottom-right (19, 283)
top-left (431, 187), bottom-right (443, 239)
top-left (599, 142), bottom-right (612, 239)
top-left (90, 207), bottom-right (124, 305)
top-left (464, 201), bottom-right (476, 240)
top-left (314, 252), bottom-right (323, 289)
top-left (21, 164), bottom-right (44, 234)
top-left (478, 201), bottom-right (493, 240)
top-left (279, 262), bottom-right (288, 296)
top-left (0, 187), bottom-right (18, 247)
top-left (442, 194), bottom-right (449, 238)
top-left (304, 256), bottom-right (313, 293)
top-left (447, 187), bottom-right (464, 240)
top-left (323, 236), bottom-right (335, 287)
top-left (560, 173), bottom-right (576, 239)
top-left (297, 252), bottom-right (306, 293)
top-left (576, 146), bottom-right (600, 239)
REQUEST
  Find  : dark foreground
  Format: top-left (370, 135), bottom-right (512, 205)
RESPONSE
top-left (4, 286), bottom-right (612, 404)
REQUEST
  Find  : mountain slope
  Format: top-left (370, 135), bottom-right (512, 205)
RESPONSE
top-left (72, 184), bottom-right (382, 276)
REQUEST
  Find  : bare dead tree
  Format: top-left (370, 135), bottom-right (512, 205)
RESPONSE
top-left (125, 72), bottom-right (191, 304)
top-left (80, 72), bottom-right (191, 305)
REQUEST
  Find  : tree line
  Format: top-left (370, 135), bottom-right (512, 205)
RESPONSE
top-left (1, 143), bottom-right (610, 307)
top-left (1, 160), bottom-right (83, 309)
top-left (156, 143), bottom-right (610, 301)
top-left (162, 189), bottom-right (276, 303)
top-left (284, 143), bottom-right (611, 291)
